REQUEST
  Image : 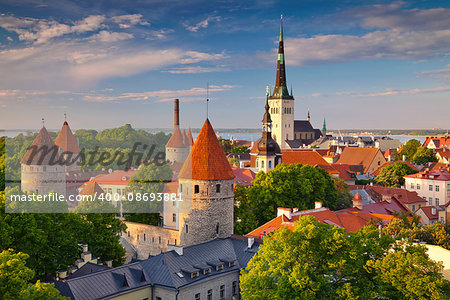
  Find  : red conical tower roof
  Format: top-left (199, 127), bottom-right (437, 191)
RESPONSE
top-left (181, 129), bottom-right (187, 144)
top-left (21, 126), bottom-right (60, 165)
top-left (186, 128), bottom-right (194, 146)
top-left (166, 126), bottom-right (186, 148)
top-left (55, 121), bottom-right (80, 153)
top-left (179, 119), bottom-right (234, 180)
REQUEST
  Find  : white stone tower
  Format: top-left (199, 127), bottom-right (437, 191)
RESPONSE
top-left (21, 125), bottom-right (66, 196)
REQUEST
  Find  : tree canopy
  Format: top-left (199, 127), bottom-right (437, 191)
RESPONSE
top-left (375, 161), bottom-right (418, 187)
top-left (240, 216), bottom-right (450, 299)
top-left (234, 164), bottom-right (352, 235)
top-left (394, 139), bottom-right (437, 164)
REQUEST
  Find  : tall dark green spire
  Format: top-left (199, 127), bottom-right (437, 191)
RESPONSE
top-left (323, 118), bottom-right (327, 135)
top-left (270, 15), bottom-right (293, 100)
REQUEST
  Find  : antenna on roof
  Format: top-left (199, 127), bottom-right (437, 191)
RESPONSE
top-left (206, 81), bottom-right (209, 119)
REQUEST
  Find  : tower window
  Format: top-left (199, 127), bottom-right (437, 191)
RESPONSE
top-left (269, 161), bottom-right (272, 168)
top-left (186, 224), bottom-right (189, 233)
top-left (194, 185), bottom-right (199, 194)
top-left (159, 236), bottom-right (161, 244)
top-left (180, 184), bottom-right (182, 192)
top-left (172, 213), bottom-right (176, 223)
top-left (216, 184), bottom-right (221, 193)
top-left (216, 223), bottom-right (219, 234)
top-left (262, 161), bottom-right (264, 168)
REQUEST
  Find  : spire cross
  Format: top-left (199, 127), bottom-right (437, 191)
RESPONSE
top-left (41, 118), bottom-right (45, 127)
top-left (64, 112), bottom-right (67, 121)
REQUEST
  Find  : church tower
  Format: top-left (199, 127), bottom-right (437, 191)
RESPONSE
top-left (251, 88), bottom-right (282, 172)
top-left (268, 15), bottom-right (294, 149)
top-left (165, 99), bottom-right (189, 164)
top-left (21, 124), bottom-right (66, 196)
top-left (176, 118), bottom-right (235, 247)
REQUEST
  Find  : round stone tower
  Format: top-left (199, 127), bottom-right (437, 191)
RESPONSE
top-left (54, 120), bottom-right (81, 173)
top-left (21, 126), bottom-right (66, 196)
top-left (165, 99), bottom-right (189, 164)
top-left (177, 118), bottom-right (235, 247)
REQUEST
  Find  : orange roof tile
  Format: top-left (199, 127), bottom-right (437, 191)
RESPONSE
top-left (337, 147), bottom-right (384, 173)
top-left (79, 181), bottom-right (104, 195)
top-left (365, 185), bottom-right (426, 204)
top-left (166, 126), bottom-right (186, 148)
top-left (92, 170), bottom-right (137, 185)
top-left (21, 126), bottom-right (61, 165)
top-left (330, 163), bottom-right (357, 181)
top-left (418, 205), bottom-right (441, 220)
top-left (55, 121), bottom-right (81, 153)
top-left (281, 150), bottom-right (330, 167)
top-left (186, 128), bottom-right (194, 146)
top-left (179, 119), bottom-right (235, 180)
top-left (232, 167), bottom-right (256, 186)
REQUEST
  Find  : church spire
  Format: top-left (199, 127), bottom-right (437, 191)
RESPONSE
top-left (271, 15), bottom-right (293, 100)
top-left (323, 118), bottom-right (327, 135)
top-left (307, 109), bottom-right (310, 122)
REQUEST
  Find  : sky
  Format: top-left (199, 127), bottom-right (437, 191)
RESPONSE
top-left (0, 0), bottom-right (449, 131)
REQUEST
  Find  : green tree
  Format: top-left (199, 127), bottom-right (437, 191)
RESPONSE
top-left (234, 164), bottom-right (352, 235)
top-left (230, 145), bottom-right (250, 154)
top-left (395, 139), bottom-right (421, 162)
top-left (124, 162), bottom-right (173, 225)
top-left (219, 138), bottom-right (233, 154)
top-left (376, 162), bottom-right (418, 187)
top-left (0, 249), bottom-right (66, 300)
top-left (240, 216), bottom-right (450, 299)
top-left (412, 146), bottom-right (438, 165)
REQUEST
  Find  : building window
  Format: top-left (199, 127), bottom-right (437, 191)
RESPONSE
top-left (378, 161), bottom-right (381, 166)
top-left (232, 281), bottom-right (237, 295)
top-left (173, 213), bottom-right (176, 223)
top-left (412, 205), bottom-right (416, 211)
top-left (429, 197), bottom-right (433, 205)
top-left (137, 234), bottom-right (139, 241)
top-left (207, 289), bottom-right (212, 300)
top-left (194, 185), bottom-right (199, 194)
top-left (216, 264), bottom-right (224, 271)
top-left (262, 160), bottom-right (264, 168)
top-left (417, 184), bottom-right (420, 190)
top-left (419, 204), bottom-right (422, 208)
top-left (43, 166), bottom-right (47, 172)
top-left (127, 231), bottom-right (130, 237)
top-left (203, 268), bottom-right (211, 275)
top-left (195, 293), bottom-right (200, 300)
top-left (429, 185), bottom-right (433, 191)
top-left (159, 236), bottom-right (161, 244)
top-left (175, 239), bottom-right (177, 245)
top-left (216, 223), bottom-right (219, 234)
top-left (186, 224), bottom-right (189, 233)
top-left (220, 285), bottom-right (225, 299)
top-left (436, 185), bottom-right (440, 192)
top-left (143, 234), bottom-right (146, 241)
top-left (180, 184), bottom-right (182, 192)
top-left (269, 161), bottom-right (272, 168)
top-left (216, 184), bottom-right (220, 193)
top-left (436, 198), bottom-right (440, 206)
top-left (410, 184), bottom-right (414, 189)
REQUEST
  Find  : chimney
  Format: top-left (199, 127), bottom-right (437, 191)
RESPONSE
top-left (402, 155), bottom-right (406, 162)
top-left (105, 259), bottom-right (113, 267)
top-left (57, 270), bottom-right (67, 280)
top-left (315, 201), bottom-right (322, 209)
top-left (247, 236), bottom-right (255, 249)
top-left (82, 244), bottom-right (88, 253)
top-left (277, 207), bottom-right (291, 219)
top-left (388, 154), bottom-right (392, 162)
top-left (174, 98), bottom-right (180, 127)
top-left (378, 224), bottom-right (383, 238)
top-left (167, 244), bottom-right (183, 255)
top-left (432, 207), bottom-right (437, 215)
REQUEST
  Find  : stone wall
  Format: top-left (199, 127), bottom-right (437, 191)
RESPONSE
top-left (21, 164), bottom-right (66, 196)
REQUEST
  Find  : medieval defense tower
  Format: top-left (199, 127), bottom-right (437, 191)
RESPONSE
top-left (165, 99), bottom-right (190, 164)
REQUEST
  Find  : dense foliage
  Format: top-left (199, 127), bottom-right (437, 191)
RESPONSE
top-left (375, 162), bottom-right (418, 187)
top-left (234, 164), bottom-right (352, 235)
top-left (394, 139), bottom-right (437, 164)
top-left (240, 216), bottom-right (450, 299)
top-left (0, 249), bottom-right (67, 300)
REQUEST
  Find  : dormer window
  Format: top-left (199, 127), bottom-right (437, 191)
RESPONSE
top-left (216, 264), bottom-right (224, 271)
top-left (203, 268), bottom-right (211, 275)
top-left (229, 261), bottom-right (236, 267)
top-left (191, 271), bottom-right (199, 278)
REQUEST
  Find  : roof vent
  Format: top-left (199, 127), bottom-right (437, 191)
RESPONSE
top-left (248, 236), bottom-right (255, 249)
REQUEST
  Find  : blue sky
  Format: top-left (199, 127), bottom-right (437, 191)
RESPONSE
top-left (0, 0), bottom-right (449, 130)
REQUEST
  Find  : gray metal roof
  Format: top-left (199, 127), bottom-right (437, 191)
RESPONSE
top-left (294, 120), bottom-right (314, 132)
top-left (55, 236), bottom-right (261, 300)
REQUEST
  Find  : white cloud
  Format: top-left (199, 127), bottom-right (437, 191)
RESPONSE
top-left (163, 66), bottom-right (230, 74)
top-left (184, 16), bottom-right (221, 32)
top-left (82, 85), bottom-right (237, 102)
top-left (111, 14), bottom-right (149, 28)
top-left (89, 31), bottom-right (133, 43)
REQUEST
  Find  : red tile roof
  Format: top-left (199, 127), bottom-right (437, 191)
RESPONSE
top-left (404, 168), bottom-right (450, 181)
top-left (163, 181), bottom-right (179, 193)
top-left (337, 147), bottom-right (385, 173)
top-left (92, 170), bottom-right (137, 185)
top-left (79, 181), bottom-right (105, 195)
top-left (186, 128), bottom-right (194, 146)
top-left (330, 163), bottom-right (357, 181)
top-left (339, 196), bottom-right (411, 216)
top-left (166, 126), bottom-right (186, 148)
top-left (365, 186), bottom-right (426, 204)
top-left (232, 167), bottom-right (256, 186)
top-left (55, 121), bottom-right (81, 153)
top-left (179, 119), bottom-right (235, 180)
top-left (384, 148), bottom-right (397, 158)
top-left (418, 205), bottom-right (441, 220)
top-left (437, 150), bottom-right (450, 158)
top-left (423, 136), bottom-right (450, 149)
top-left (21, 126), bottom-right (61, 165)
top-left (372, 160), bottom-right (419, 176)
top-left (281, 149), bottom-right (330, 167)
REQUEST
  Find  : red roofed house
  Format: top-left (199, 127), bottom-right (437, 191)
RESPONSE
top-left (365, 185), bottom-right (426, 213)
top-left (437, 149), bottom-right (450, 164)
top-left (232, 167), bottom-right (256, 187)
top-left (423, 136), bottom-right (450, 150)
top-left (91, 170), bottom-right (136, 198)
top-left (415, 205), bottom-right (446, 225)
top-left (337, 147), bottom-right (386, 174)
top-left (281, 149), bottom-right (340, 178)
top-left (404, 167), bottom-right (450, 207)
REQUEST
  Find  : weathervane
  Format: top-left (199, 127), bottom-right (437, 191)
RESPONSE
top-left (64, 112), bottom-right (67, 121)
top-left (41, 118), bottom-right (45, 127)
top-left (206, 82), bottom-right (209, 119)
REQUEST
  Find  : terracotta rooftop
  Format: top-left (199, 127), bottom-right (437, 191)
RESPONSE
top-left (372, 160), bottom-right (419, 176)
top-left (55, 121), bottom-right (81, 153)
top-left (79, 181), bottom-right (105, 195)
top-left (418, 205), bottom-right (443, 220)
top-left (330, 163), bottom-right (358, 181)
top-left (404, 168), bottom-right (450, 181)
top-left (232, 167), bottom-right (256, 187)
top-left (21, 126), bottom-right (61, 165)
top-left (423, 136), bottom-right (450, 149)
top-left (179, 119), bottom-right (235, 180)
top-left (365, 185), bottom-right (426, 204)
top-left (186, 128), bottom-right (194, 146)
top-left (339, 196), bottom-right (411, 216)
top-left (437, 150), bottom-right (450, 158)
top-left (166, 126), bottom-right (186, 148)
top-left (163, 181), bottom-right (179, 194)
top-left (281, 149), bottom-right (330, 167)
top-left (92, 170), bottom-right (137, 185)
top-left (337, 147), bottom-right (384, 173)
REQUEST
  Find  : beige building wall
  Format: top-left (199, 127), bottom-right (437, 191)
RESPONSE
top-left (405, 177), bottom-right (450, 206)
top-left (367, 151), bottom-right (387, 174)
top-left (269, 99), bottom-right (294, 149)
